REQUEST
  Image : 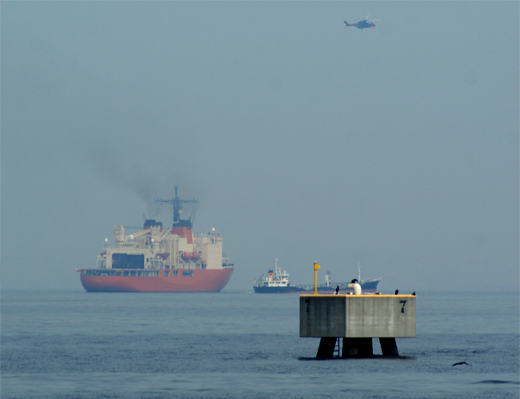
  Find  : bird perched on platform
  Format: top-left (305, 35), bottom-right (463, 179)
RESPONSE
top-left (348, 279), bottom-right (362, 295)
top-left (395, 290), bottom-right (399, 295)
top-left (335, 286), bottom-right (339, 295)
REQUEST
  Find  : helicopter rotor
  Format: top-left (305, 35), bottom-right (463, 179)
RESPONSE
top-left (364, 15), bottom-right (380, 22)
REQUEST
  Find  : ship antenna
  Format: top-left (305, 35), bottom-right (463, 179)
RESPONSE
top-left (173, 185), bottom-right (180, 223)
top-left (155, 185), bottom-right (198, 227)
top-left (358, 262), bottom-right (361, 282)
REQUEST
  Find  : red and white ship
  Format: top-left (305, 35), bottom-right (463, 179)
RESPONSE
top-left (79, 186), bottom-right (234, 292)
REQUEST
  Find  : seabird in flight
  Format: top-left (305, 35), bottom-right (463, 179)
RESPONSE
top-left (452, 361), bottom-right (469, 366)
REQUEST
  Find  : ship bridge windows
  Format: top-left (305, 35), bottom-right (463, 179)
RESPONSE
top-left (182, 270), bottom-right (194, 277)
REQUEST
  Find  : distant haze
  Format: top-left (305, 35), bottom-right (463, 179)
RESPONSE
top-left (2, 1), bottom-right (518, 292)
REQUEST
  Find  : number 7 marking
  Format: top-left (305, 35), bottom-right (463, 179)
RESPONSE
top-left (400, 300), bottom-right (407, 313)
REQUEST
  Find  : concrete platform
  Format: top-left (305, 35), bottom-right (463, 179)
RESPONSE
top-left (300, 295), bottom-right (416, 338)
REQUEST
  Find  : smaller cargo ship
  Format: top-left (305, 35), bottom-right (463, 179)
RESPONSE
top-left (253, 260), bottom-right (380, 294)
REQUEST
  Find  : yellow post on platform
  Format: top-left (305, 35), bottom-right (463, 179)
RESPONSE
top-left (313, 262), bottom-right (320, 295)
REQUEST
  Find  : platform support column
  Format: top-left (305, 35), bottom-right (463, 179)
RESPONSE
top-left (316, 337), bottom-right (337, 358)
top-left (379, 338), bottom-right (399, 356)
top-left (342, 338), bottom-right (373, 357)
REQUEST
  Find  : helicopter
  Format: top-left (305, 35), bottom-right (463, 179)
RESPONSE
top-left (344, 16), bottom-right (378, 30)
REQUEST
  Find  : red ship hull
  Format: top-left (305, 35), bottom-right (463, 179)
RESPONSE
top-left (80, 268), bottom-right (234, 292)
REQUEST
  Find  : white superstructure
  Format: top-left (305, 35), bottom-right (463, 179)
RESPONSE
top-left (97, 222), bottom-right (231, 271)
top-left (254, 258), bottom-right (291, 288)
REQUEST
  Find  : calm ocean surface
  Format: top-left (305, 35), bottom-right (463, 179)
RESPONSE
top-left (2, 289), bottom-right (519, 399)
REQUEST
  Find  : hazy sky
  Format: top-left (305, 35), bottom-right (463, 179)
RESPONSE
top-left (2, 1), bottom-right (518, 292)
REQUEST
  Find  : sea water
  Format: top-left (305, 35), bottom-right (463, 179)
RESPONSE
top-left (2, 289), bottom-right (519, 399)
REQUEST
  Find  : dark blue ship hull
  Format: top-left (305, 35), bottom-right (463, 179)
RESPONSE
top-left (253, 285), bottom-right (304, 293)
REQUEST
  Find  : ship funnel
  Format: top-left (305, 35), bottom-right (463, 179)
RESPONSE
top-left (155, 186), bottom-right (197, 244)
top-left (154, 186), bottom-right (198, 226)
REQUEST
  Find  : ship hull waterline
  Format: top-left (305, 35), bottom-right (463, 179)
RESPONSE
top-left (253, 281), bottom-right (380, 294)
top-left (80, 268), bottom-right (234, 292)
top-left (253, 287), bottom-right (379, 294)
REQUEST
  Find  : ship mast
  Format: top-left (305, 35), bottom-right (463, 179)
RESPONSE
top-left (155, 185), bottom-right (198, 226)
